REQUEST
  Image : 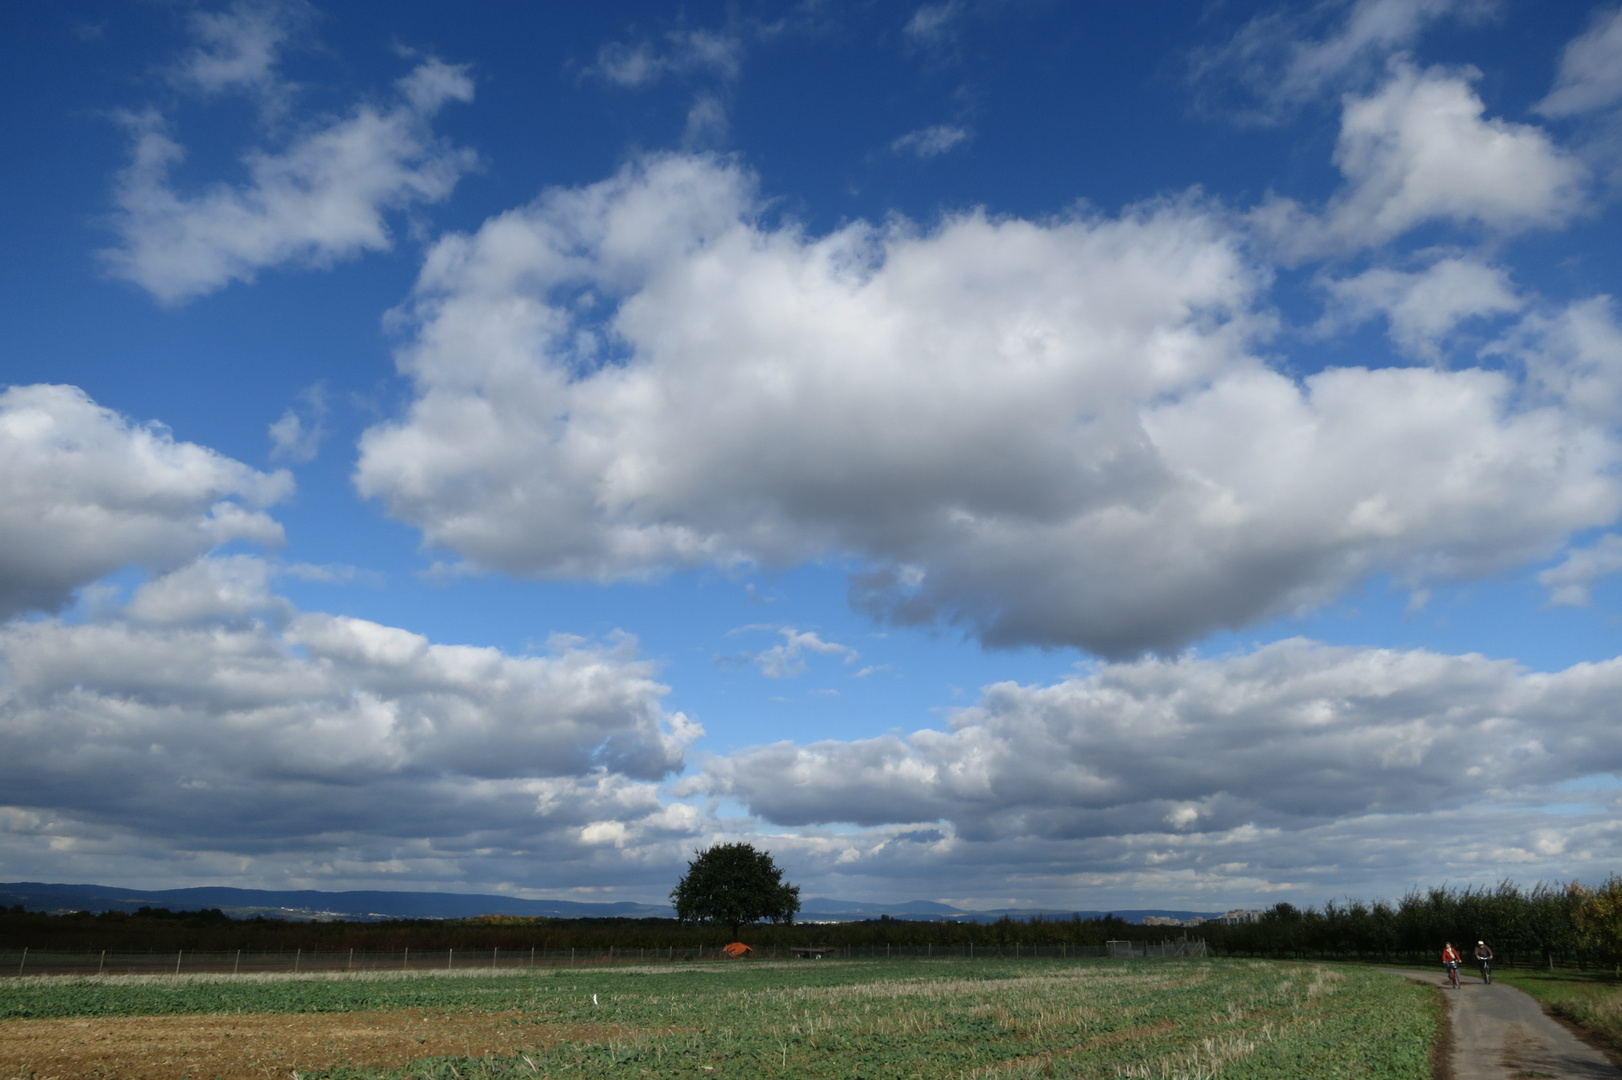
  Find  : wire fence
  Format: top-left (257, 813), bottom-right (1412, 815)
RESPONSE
top-left (0, 939), bottom-right (1206, 978)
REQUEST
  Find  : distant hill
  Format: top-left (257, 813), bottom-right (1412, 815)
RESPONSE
top-left (0, 882), bottom-right (1221, 925)
top-left (0, 882), bottom-right (673, 922)
top-left (799, 898), bottom-right (1224, 924)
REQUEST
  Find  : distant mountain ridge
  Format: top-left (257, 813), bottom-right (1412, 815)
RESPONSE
top-left (0, 882), bottom-right (674, 921)
top-left (0, 881), bottom-right (1220, 926)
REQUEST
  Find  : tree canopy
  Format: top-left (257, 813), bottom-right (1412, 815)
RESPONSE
top-left (670, 843), bottom-right (800, 937)
top-left (1573, 875), bottom-right (1622, 977)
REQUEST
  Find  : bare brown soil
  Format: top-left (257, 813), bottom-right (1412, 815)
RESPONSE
top-left (0, 1009), bottom-right (624, 1080)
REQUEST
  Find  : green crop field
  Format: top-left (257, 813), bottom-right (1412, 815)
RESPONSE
top-left (1, 958), bottom-right (1438, 1079)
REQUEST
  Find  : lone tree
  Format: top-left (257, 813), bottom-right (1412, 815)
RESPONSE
top-left (671, 842), bottom-right (800, 938)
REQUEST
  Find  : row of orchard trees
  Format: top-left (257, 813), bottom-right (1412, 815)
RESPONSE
top-left (1203, 877), bottom-right (1622, 971)
top-left (4, 877), bottom-right (1619, 970)
top-left (0, 906), bottom-right (1163, 953)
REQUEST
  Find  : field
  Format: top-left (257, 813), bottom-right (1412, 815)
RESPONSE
top-left (0, 958), bottom-right (1439, 1080)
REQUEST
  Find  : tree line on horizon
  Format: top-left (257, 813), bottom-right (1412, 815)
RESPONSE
top-left (2, 877), bottom-right (1619, 972)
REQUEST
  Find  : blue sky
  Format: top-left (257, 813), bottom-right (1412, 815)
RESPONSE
top-left (3, 0), bottom-right (1622, 912)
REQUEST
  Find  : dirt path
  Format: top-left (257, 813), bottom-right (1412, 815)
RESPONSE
top-left (1385, 969), bottom-right (1621, 1080)
top-left (0, 1009), bottom-right (626, 1080)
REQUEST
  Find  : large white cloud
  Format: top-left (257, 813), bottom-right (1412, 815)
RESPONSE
top-left (0, 384), bottom-right (290, 622)
top-left (0, 556), bottom-right (702, 882)
top-left (102, 59), bottom-right (476, 305)
top-left (357, 153), bottom-right (1622, 656)
top-left (692, 637), bottom-right (1622, 847)
top-left (714, 799), bottom-right (1622, 910)
top-left (4, 557), bottom-right (1617, 904)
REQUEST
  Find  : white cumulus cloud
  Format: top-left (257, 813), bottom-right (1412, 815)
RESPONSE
top-left (750, 628), bottom-right (857, 679)
top-left (1256, 61), bottom-right (1588, 258)
top-left (0, 384), bottom-right (290, 622)
top-left (1493, 295), bottom-right (1622, 423)
top-left (1539, 533), bottom-right (1622, 606)
top-left (124, 553), bottom-right (290, 626)
top-left (0, 557), bottom-right (703, 881)
top-left (102, 59), bottom-right (477, 305)
top-left (694, 638), bottom-right (1622, 842)
top-left (1319, 255), bottom-right (1521, 358)
top-left (356, 153), bottom-right (1622, 656)
top-left (168, 0), bottom-right (313, 105)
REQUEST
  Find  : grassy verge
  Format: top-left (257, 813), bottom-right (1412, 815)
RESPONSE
top-left (0, 958), bottom-right (1438, 1079)
top-left (1493, 968), bottom-right (1622, 1056)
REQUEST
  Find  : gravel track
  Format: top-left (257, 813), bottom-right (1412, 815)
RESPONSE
top-left (1386, 968), bottom-right (1621, 1080)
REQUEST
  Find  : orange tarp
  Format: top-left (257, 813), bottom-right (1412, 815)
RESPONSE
top-left (721, 942), bottom-right (753, 958)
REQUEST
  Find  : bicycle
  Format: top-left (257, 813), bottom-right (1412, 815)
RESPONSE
top-left (1445, 961), bottom-right (1460, 988)
top-left (1478, 959), bottom-right (1492, 985)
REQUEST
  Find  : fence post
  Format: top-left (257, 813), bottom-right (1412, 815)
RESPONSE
top-left (404, 947), bottom-right (409, 970)
top-left (99, 950), bottom-right (106, 976)
top-left (349, 948), bottom-right (354, 972)
top-left (493, 947), bottom-right (498, 971)
top-left (531, 946), bottom-right (536, 968)
top-left (448, 948), bottom-right (454, 970)
top-left (175, 950), bottom-right (183, 975)
top-left (294, 948), bottom-right (300, 974)
top-left (17, 947), bottom-right (25, 977)
top-left (570, 947), bottom-right (574, 966)
top-left (234, 949), bottom-right (241, 975)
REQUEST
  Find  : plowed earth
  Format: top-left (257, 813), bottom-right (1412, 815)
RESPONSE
top-left (0, 1010), bottom-right (623, 1080)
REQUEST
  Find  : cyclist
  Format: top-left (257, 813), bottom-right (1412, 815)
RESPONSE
top-left (1442, 941), bottom-right (1462, 988)
top-left (1474, 941), bottom-right (1494, 984)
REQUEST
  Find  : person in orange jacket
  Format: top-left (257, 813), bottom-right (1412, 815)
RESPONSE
top-left (1442, 941), bottom-right (1462, 986)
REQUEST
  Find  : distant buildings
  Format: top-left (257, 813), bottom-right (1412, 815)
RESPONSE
top-left (1142, 909), bottom-right (1264, 928)
top-left (1211, 909), bottom-right (1264, 925)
